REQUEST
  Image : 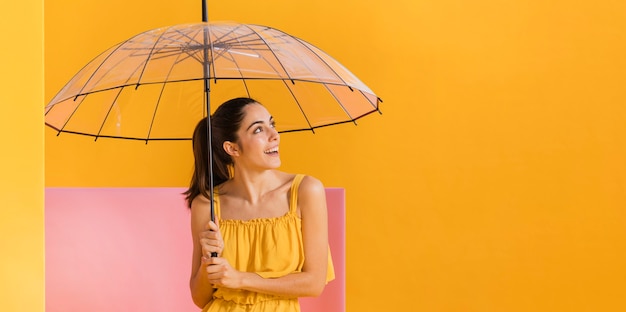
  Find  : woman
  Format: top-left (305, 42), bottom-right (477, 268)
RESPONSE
top-left (185, 97), bottom-right (334, 312)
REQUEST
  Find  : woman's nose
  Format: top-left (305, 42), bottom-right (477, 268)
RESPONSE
top-left (269, 127), bottom-right (280, 141)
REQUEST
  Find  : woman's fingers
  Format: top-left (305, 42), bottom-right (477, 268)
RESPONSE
top-left (200, 243), bottom-right (221, 256)
top-left (198, 220), bottom-right (223, 264)
top-left (200, 238), bottom-right (222, 250)
top-left (199, 223), bottom-right (224, 256)
top-left (204, 256), bottom-right (224, 267)
top-left (204, 257), bottom-right (237, 287)
top-left (205, 220), bottom-right (219, 231)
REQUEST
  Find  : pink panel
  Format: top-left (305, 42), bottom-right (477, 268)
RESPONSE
top-left (300, 188), bottom-right (346, 312)
top-left (45, 188), bottom-right (198, 312)
top-left (45, 187), bottom-right (345, 312)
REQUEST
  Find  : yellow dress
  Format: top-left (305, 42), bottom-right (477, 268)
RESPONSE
top-left (203, 174), bottom-right (335, 312)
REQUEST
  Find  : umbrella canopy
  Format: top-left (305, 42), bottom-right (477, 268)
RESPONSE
top-left (45, 22), bottom-right (382, 141)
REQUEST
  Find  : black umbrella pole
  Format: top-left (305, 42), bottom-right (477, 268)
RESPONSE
top-left (201, 12), bottom-right (217, 258)
top-left (202, 0), bottom-right (208, 22)
top-left (205, 84), bottom-right (215, 223)
top-left (205, 80), bottom-right (218, 259)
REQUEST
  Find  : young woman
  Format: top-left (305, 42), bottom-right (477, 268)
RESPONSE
top-left (185, 97), bottom-right (334, 312)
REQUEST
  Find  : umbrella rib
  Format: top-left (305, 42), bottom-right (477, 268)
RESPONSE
top-left (54, 38), bottom-right (158, 109)
top-left (93, 59), bottom-right (151, 140)
top-left (141, 26), bottom-right (218, 75)
top-left (213, 25), bottom-right (258, 45)
top-left (45, 41), bottom-right (119, 108)
top-left (135, 26), bottom-right (176, 87)
top-left (215, 25), bottom-right (291, 88)
top-left (226, 51), bottom-right (251, 96)
top-left (164, 30), bottom-right (212, 72)
top-left (48, 46), bottom-right (146, 134)
top-left (277, 110), bottom-right (379, 133)
top-left (357, 89), bottom-right (382, 111)
top-left (216, 25), bottom-right (310, 127)
top-left (45, 126), bottom-right (192, 141)
top-left (94, 86), bottom-right (126, 140)
top-left (170, 27), bottom-right (215, 67)
top-left (177, 25), bottom-right (252, 67)
top-left (52, 77), bottom-right (370, 106)
top-left (284, 31), bottom-right (352, 87)
top-left (324, 84), bottom-right (357, 123)
top-left (46, 52), bottom-right (145, 134)
top-left (282, 79), bottom-right (315, 133)
top-left (72, 34), bottom-right (142, 99)
top-left (322, 84), bottom-right (380, 124)
top-left (53, 77), bottom-right (367, 103)
top-left (46, 93), bottom-right (87, 134)
top-left (241, 25), bottom-right (364, 130)
top-left (242, 24), bottom-right (294, 82)
top-left (285, 34), bottom-right (382, 118)
top-left (210, 25), bottom-right (270, 53)
top-left (209, 27), bottom-right (265, 65)
top-left (47, 114), bottom-right (381, 138)
top-left (145, 46), bottom-right (187, 142)
top-left (276, 28), bottom-right (383, 116)
top-left (225, 26), bottom-right (261, 97)
top-left (145, 82), bottom-right (167, 142)
top-left (89, 46), bottom-right (152, 93)
top-left (252, 27), bottom-right (357, 124)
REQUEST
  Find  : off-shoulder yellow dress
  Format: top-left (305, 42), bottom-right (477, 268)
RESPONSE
top-left (203, 174), bottom-right (335, 312)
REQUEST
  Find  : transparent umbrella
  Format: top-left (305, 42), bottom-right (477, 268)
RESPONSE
top-left (45, 19), bottom-right (382, 224)
top-left (45, 22), bottom-right (382, 140)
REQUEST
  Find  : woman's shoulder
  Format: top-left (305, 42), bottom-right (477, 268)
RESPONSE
top-left (293, 174), bottom-right (325, 197)
top-left (190, 193), bottom-right (212, 212)
top-left (274, 171), bottom-right (324, 190)
top-left (189, 194), bottom-right (213, 232)
top-left (291, 174), bottom-right (326, 216)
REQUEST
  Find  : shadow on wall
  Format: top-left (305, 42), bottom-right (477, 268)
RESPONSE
top-left (45, 188), bottom-right (345, 312)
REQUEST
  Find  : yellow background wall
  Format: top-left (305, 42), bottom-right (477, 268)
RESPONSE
top-left (45, 1), bottom-right (626, 311)
top-left (1, 0), bottom-right (44, 311)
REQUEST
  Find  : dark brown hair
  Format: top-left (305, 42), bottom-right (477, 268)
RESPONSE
top-left (184, 97), bottom-right (259, 208)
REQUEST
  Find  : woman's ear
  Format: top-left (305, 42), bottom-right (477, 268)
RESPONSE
top-left (223, 141), bottom-right (240, 157)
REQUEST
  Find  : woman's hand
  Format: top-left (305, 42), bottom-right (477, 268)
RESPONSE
top-left (198, 221), bottom-right (224, 258)
top-left (203, 256), bottom-right (245, 289)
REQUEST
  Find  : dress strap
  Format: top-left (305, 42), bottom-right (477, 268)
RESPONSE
top-left (289, 174), bottom-right (305, 214)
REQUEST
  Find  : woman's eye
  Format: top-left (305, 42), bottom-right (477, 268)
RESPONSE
top-left (270, 121), bottom-right (276, 128)
top-left (253, 127), bottom-right (262, 134)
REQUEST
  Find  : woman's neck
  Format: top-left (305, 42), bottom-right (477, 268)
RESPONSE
top-left (226, 169), bottom-right (283, 205)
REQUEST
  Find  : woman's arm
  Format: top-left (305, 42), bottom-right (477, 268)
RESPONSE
top-left (205, 175), bottom-right (330, 297)
top-left (189, 195), bottom-right (223, 308)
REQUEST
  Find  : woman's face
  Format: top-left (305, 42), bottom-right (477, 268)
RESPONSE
top-left (231, 103), bottom-right (281, 170)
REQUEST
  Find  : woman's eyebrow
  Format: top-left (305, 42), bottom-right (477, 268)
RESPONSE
top-left (246, 120), bottom-right (263, 131)
top-left (246, 116), bottom-right (274, 131)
